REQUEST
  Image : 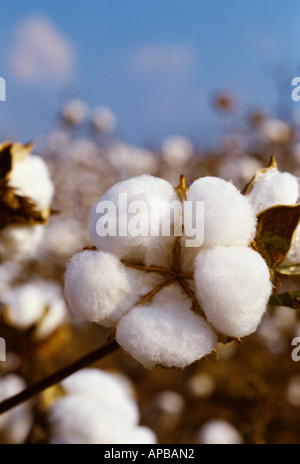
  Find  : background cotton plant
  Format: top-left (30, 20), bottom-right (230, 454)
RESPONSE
top-left (1, 93), bottom-right (300, 445)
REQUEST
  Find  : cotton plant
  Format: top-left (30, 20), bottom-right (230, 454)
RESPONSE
top-left (0, 142), bottom-right (54, 261)
top-left (1, 279), bottom-right (68, 342)
top-left (47, 368), bottom-right (157, 444)
top-left (65, 171), bottom-right (275, 369)
top-left (0, 374), bottom-right (32, 444)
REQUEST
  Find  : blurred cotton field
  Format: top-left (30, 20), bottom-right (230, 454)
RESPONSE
top-left (2, 92), bottom-right (300, 446)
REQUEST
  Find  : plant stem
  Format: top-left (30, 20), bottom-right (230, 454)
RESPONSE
top-left (0, 338), bottom-right (120, 416)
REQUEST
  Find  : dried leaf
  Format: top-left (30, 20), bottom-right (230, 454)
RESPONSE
top-left (269, 291), bottom-right (300, 309)
top-left (0, 141), bottom-right (33, 179)
top-left (252, 204), bottom-right (300, 269)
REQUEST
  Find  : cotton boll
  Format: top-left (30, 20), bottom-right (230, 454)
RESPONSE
top-left (64, 250), bottom-right (162, 326)
top-left (197, 419), bottom-right (244, 444)
top-left (183, 177), bottom-right (256, 251)
top-left (89, 174), bottom-right (182, 267)
top-left (1, 283), bottom-right (46, 330)
top-left (0, 224), bottom-right (45, 261)
top-left (62, 369), bottom-right (139, 425)
top-left (31, 280), bottom-right (68, 341)
top-left (1, 280), bottom-right (68, 340)
top-left (246, 167), bottom-right (299, 214)
top-left (107, 143), bottom-right (158, 178)
top-left (91, 106), bottom-right (117, 133)
top-left (130, 426), bottom-right (157, 444)
top-left (286, 375), bottom-right (300, 406)
top-left (257, 118), bottom-right (293, 144)
top-left (49, 396), bottom-right (154, 444)
top-left (154, 390), bottom-right (185, 415)
top-left (61, 99), bottom-right (89, 126)
top-left (0, 374), bottom-right (32, 444)
top-left (8, 154), bottom-right (54, 211)
top-left (194, 246), bottom-right (272, 338)
top-left (0, 261), bottom-right (21, 295)
top-left (42, 217), bottom-right (87, 258)
top-left (186, 372), bottom-right (216, 398)
top-left (161, 135), bottom-right (193, 167)
top-left (116, 290), bottom-right (217, 368)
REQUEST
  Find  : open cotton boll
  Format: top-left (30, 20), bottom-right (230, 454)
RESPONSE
top-left (116, 291), bottom-right (217, 368)
top-left (246, 167), bottom-right (299, 214)
top-left (91, 106), bottom-right (117, 133)
top-left (194, 246), bottom-right (272, 338)
top-left (48, 396), bottom-right (155, 444)
top-left (8, 155), bottom-right (54, 211)
top-left (1, 279), bottom-right (68, 339)
top-left (130, 426), bottom-right (157, 444)
top-left (184, 177), bottom-right (256, 250)
top-left (161, 135), bottom-right (193, 167)
top-left (89, 174), bottom-right (181, 267)
top-left (107, 143), bottom-right (158, 178)
top-left (197, 419), bottom-right (244, 445)
top-left (1, 283), bottom-right (46, 330)
top-left (62, 369), bottom-right (139, 425)
top-left (61, 98), bottom-right (89, 126)
top-left (0, 374), bottom-right (32, 444)
top-left (31, 280), bottom-right (68, 341)
top-left (0, 224), bottom-right (44, 261)
top-left (64, 249), bottom-right (162, 327)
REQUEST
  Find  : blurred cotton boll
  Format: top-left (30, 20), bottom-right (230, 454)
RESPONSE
top-left (286, 375), bottom-right (300, 407)
top-left (0, 224), bottom-right (45, 261)
top-left (91, 106), bottom-right (117, 133)
top-left (47, 368), bottom-right (157, 444)
top-left (197, 419), bottom-right (244, 444)
top-left (7, 154), bottom-right (54, 211)
top-left (107, 142), bottom-right (158, 178)
top-left (186, 372), bottom-right (216, 398)
top-left (0, 374), bottom-right (32, 444)
top-left (161, 135), bottom-right (193, 167)
top-left (256, 117), bottom-right (293, 144)
top-left (41, 216), bottom-right (87, 259)
top-left (61, 99), bottom-right (89, 126)
top-left (1, 279), bottom-right (68, 341)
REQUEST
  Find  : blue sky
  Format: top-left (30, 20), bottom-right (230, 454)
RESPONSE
top-left (0, 0), bottom-right (299, 147)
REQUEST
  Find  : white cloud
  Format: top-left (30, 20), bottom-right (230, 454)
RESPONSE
top-left (9, 15), bottom-right (77, 85)
top-left (130, 43), bottom-right (194, 81)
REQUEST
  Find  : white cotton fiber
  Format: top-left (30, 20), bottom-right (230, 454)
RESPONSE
top-left (194, 246), bottom-right (272, 338)
top-left (197, 419), bottom-right (244, 445)
top-left (48, 396), bottom-right (156, 444)
top-left (2, 283), bottom-right (46, 330)
top-left (161, 135), bottom-right (193, 167)
top-left (116, 289), bottom-right (217, 368)
top-left (0, 224), bottom-right (44, 261)
top-left (64, 249), bottom-right (162, 326)
top-left (8, 155), bottom-right (54, 211)
top-left (62, 369), bottom-right (139, 425)
top-left (88, 174), bottom-right (182, 267)
top-left (0, 374), bottom-right (32, 444)
top-left (1, 279), bottom-right (67, 340)
top-left (184, 176), bottom-right (257, 249)
top-left (246, 167), bottom-right (299, 213)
